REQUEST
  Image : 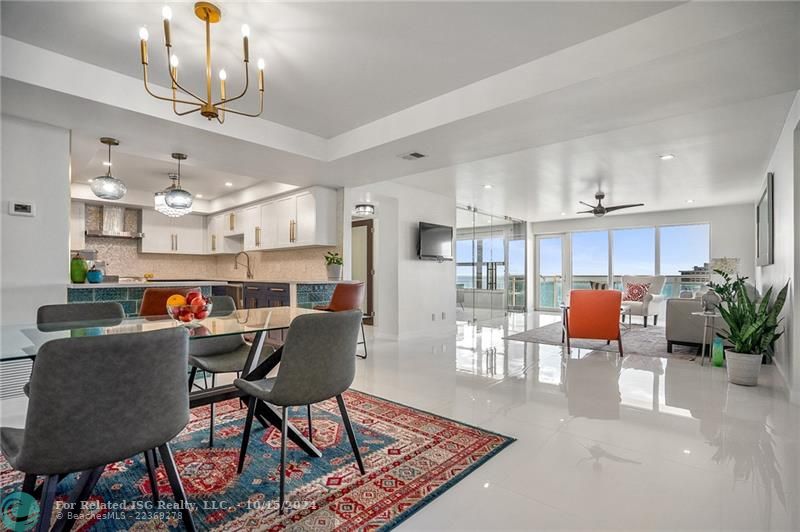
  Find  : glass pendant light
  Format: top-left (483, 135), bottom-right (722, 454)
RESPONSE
top-left (90, 137), bottom-right (127, 200)
top-left (154, 153), bottom-right (193, 217)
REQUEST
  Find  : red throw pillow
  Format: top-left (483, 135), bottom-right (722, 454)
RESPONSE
top-left (623, 282), bottom-right (651, 302)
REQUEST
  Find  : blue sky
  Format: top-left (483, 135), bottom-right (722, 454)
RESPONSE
top-left (539, 224), bottom-right (709, 276)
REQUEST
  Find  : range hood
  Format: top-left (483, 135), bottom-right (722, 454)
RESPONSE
top-left (85, 205), bottom-right (144, 239)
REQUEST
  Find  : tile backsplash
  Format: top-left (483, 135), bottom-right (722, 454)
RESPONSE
top-left (84, 237), bottom-right (338, 281)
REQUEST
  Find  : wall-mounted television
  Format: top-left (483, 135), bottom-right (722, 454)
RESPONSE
top-left (418, 222), bottom-right (453, 261)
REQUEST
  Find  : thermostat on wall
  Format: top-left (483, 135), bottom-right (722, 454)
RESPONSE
top-left (8, 201), bottom-right (36, 217)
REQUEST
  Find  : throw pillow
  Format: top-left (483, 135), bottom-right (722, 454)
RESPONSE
top-left (623, 282), bottom-right (651, 302)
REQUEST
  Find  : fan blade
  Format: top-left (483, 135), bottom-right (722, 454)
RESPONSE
top-left (604, 203), bottom-right (644, 212)
top-left (576, 210), bottom-right (595, 214)
top-left (578, 201), bottom-right (596, 209)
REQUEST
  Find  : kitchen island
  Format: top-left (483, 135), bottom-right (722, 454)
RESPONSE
top-left (67, 281), bottom-right (227, 316)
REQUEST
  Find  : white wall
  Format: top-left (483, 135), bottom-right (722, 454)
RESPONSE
top-left (757, 90), bottom-right (800, 403)
top-left (343, 182), bottom-right (456, 339)
top-left (532, 204), bottom-right (756, 280)
top-left (1, 115), bottom-right (71, 324)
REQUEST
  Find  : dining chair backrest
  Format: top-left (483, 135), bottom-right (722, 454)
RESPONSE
top-left (325, 282), bottom-right (365, 312)
top-left (139, 286), bottom-right (200, 317)
top-left (189, 295), bottom-right (246, 356)
top-left (568, 289), bottom-right (622, 341)
top-left (37, 302), bottom-right (125, 332)
top-left (19, 327), bottom-right (190, 475)
top-left (267, 310), bottom-right (362, 406)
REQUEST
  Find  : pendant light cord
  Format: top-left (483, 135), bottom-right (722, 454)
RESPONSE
top-left (106, 143), bottom-right (112, 177)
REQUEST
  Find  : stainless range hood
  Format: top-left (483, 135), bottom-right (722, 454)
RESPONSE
top-left (85, 205), bottom-right (144, 239)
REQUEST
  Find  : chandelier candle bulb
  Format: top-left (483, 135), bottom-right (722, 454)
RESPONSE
top-left (219, 69), bottom-right (226, 100)
top-left (241, 24), bottom-right (250, 61)
top-left (139, 27), bottom-right (149, 64)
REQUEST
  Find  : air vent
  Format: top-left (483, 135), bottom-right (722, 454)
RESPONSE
top-left (399, 151), bottom-right (427, 161)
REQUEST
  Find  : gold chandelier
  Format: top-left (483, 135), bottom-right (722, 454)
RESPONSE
top-left (138, 2), bottom-right (264, 123)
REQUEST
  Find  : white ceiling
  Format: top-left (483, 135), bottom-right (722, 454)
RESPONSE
top-left (1, 1), bottom-right (799, 220)
top-left (0, 1), bottom-right (677, 138)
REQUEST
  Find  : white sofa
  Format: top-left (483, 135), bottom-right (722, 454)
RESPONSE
top-left (621, 275), bottom-right (666, 328)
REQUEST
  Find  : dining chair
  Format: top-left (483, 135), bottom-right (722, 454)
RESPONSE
top-left (564, 289), bottom-right (624, 356)
top-left (314, 282), bottom-right (368, 359)
top-left (0, 328), bottom-right (196, 532)
top-left (37, 302), bottom-right (126, 331)
top-left (139, 286), bottom-right (200, 317)
top-left (234, 310), bottom-right (366, 515)
top-left (187, 296), bottom-right (274, 447)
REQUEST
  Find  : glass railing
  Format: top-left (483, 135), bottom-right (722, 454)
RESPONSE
top-left (538, 274), bottom-right (708, 309)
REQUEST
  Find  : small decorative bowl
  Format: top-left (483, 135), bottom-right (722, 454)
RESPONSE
top-left (166, 300), bottom-right (213, 324)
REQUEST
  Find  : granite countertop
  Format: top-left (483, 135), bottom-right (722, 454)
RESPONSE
top-left (68, 280), bottom-right (229, 289)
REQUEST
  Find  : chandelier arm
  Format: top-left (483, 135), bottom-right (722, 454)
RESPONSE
top-left (164, 48), bottom-right (207, 104)
top-left (212, 61), bottom-right (249, 107)
top-left (174, 106), bottom-right (202, 117)
top-left (218, 91), bottom-right (264, 118)
top-left (143, 67), bottom-right (203, 107)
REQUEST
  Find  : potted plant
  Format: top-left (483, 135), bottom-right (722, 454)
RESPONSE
top-left (325, 251), bottom-right (343, 281)
top-left (711, 271), bottom-right (788, 386)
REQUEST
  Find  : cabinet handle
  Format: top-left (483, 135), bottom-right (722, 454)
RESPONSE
top-left (175, 234), bottom-right (178, 250)
top-left (211, 234), bottom-right (216, 252)
top-left (229, 213), bottom-right (235, 231)
top-left (255, 226), bottom-right (261, 247)
top-left (269, 288), bottom-right (285, 292)
top-left (171, 234), bottom-right (176, 251)
top-left (290, 220), bottom-right (296, 242)
top-left (246, 286), bottom-right (260, 291)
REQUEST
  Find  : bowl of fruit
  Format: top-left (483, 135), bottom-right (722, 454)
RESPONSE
top-left (166, 291), bottom-right (213, 325)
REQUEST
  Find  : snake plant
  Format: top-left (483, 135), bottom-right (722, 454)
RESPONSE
top-left (712, 270), bottom-right (789, 359)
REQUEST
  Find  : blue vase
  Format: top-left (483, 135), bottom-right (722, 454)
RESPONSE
top-left (87, 269), bottom-right (104, 283)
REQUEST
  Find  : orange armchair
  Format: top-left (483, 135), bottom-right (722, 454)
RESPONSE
top-left (564, 289), bottom-right (623, 356)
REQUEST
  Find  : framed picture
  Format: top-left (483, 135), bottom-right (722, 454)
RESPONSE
top-left (756, 172), bottom-right (774, 266)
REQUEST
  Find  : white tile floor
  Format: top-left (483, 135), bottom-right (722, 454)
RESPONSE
top-left (351, 312), bottom-right (800, 531)
top-left (2, 312), bottom-right (798, 531)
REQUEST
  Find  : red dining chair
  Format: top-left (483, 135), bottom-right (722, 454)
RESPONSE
top-left (314, 282), bottom-right (368, 360)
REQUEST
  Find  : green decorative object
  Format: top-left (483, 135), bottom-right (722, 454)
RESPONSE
top-left (70, 252), bottom-right (88, 283)
top-left (712, 337), bottom-right (724, 367)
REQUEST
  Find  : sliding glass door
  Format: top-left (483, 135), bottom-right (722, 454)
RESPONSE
top-left (536, 235), bottom-right (564, 311)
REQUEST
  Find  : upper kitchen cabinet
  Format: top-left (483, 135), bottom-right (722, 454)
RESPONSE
top-left (70, 201), bottom-right (86, 251)
top-left (268, 187), bottom-right (337, 249)
top-left (242, 205), bottom-right (262, 251)
top-left (141, 209), bottom-right (205, 254)
top-left (221, 209), bottom-right (243, 237)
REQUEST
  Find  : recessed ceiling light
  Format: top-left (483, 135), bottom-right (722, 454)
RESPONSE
top-left (224, 182), bottom-right (233, 187)
top-left (659, 154), bottom-right (676, 161)
top-left (88, 178), bottom-right (94, 183)
top-left (686, 199), bottom-right (694, 204)
top-left (196, 194), bottom-right (204, 198)
top-left (561, 212), bottom-right (566, 216)
top-left (483, 184), bottom-right (493, 189)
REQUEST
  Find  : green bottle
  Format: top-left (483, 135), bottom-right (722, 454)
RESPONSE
top-left (712, 337), bottom-right (725, 367)
top-left (70, 252), bottom-right (88, 283)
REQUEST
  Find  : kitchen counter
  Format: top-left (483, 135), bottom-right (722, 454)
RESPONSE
top-left (69, 280), bottom-right (228, 289)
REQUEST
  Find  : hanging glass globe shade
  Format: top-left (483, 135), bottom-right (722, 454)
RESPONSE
top-left (154, 173), bottom-right (192, 217)
top-left (91, 137), bottom-right (127, 200)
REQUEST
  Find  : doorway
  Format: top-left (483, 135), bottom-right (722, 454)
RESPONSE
top-left (351, 219), bottom-right (374, 325)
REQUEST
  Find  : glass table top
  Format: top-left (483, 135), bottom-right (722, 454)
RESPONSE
top-left (0, 307), bottom-right (322, 362)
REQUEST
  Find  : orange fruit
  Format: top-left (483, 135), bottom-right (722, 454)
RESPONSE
top-left (166, 294), bottom-right (187, 307)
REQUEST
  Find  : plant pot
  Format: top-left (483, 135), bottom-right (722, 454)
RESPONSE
top-left (326, 264), bottom-right (342, 281)
top-left (725, 350), bottom-right (762, 386)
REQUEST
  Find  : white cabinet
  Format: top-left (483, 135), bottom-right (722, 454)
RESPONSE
top-left (141, 210), bottom-right (205, 254)
top-left (242, 205), bottom-right (262, 251)
top-left (222, 210), bottom-right (243, 236)
top-left (260, 202), bottom-right (277, 249)
top-left (207, 214), bottom-right (224, 254)
top-left (294, 191), bottom-right (317, 246)
top-left (274, 196), bottom-right (296, 247)
top-left (70, 201), bottom-right (85, 251)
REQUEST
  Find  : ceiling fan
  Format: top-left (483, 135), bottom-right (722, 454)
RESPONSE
top-left (577, 192), bottom-right (644, 217)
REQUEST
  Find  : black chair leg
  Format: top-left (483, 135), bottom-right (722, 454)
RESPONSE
top-left (279, 406), bottom-right (288, 515)
top-left (144, 449), bottom-right (159, 504)
top-left (237, 396), bottom-right (257, 474)
top-left (209, 374), bottom-right (216, 448)
top-left (357, 322), bottom-right (368, 359)
top-left (53, 466), bottom-right (103, 532)
top-left (36, 474), bottom-right (59, 532)
top-left (188, 366), bottom-right (197, 391)
top-left (158, 443), bottom-right (196, 532)
top-left (22, 473), bottom-right (36, 495)
top-left (307, 405), bottom-right (313, 444)
top-left (336, 394), bottom-right (365, 475)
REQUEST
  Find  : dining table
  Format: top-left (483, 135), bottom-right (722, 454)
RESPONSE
top-left (0, 306), bottom-right (325, 458)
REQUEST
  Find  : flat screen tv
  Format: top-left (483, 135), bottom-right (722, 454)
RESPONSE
top-left (418, 222), bottom-right (453, 261)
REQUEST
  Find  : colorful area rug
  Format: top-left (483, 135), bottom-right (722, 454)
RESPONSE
top-left (505, 321), bottom-right (697, 359)
top-left (0, 390), bottom-right (513, 530)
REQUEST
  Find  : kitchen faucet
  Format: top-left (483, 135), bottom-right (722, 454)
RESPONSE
top-left (234, 251), bottom-right (254, 279)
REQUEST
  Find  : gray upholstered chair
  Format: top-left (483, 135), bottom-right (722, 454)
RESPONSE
top-left (0, 328), bottom-right (196, 532)
top-left (188, 296), bottom-right (274, 447)
top-left (235, 310), bottom-right (365, 515)
top-left (37, 302), bottom-right (125, 332)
